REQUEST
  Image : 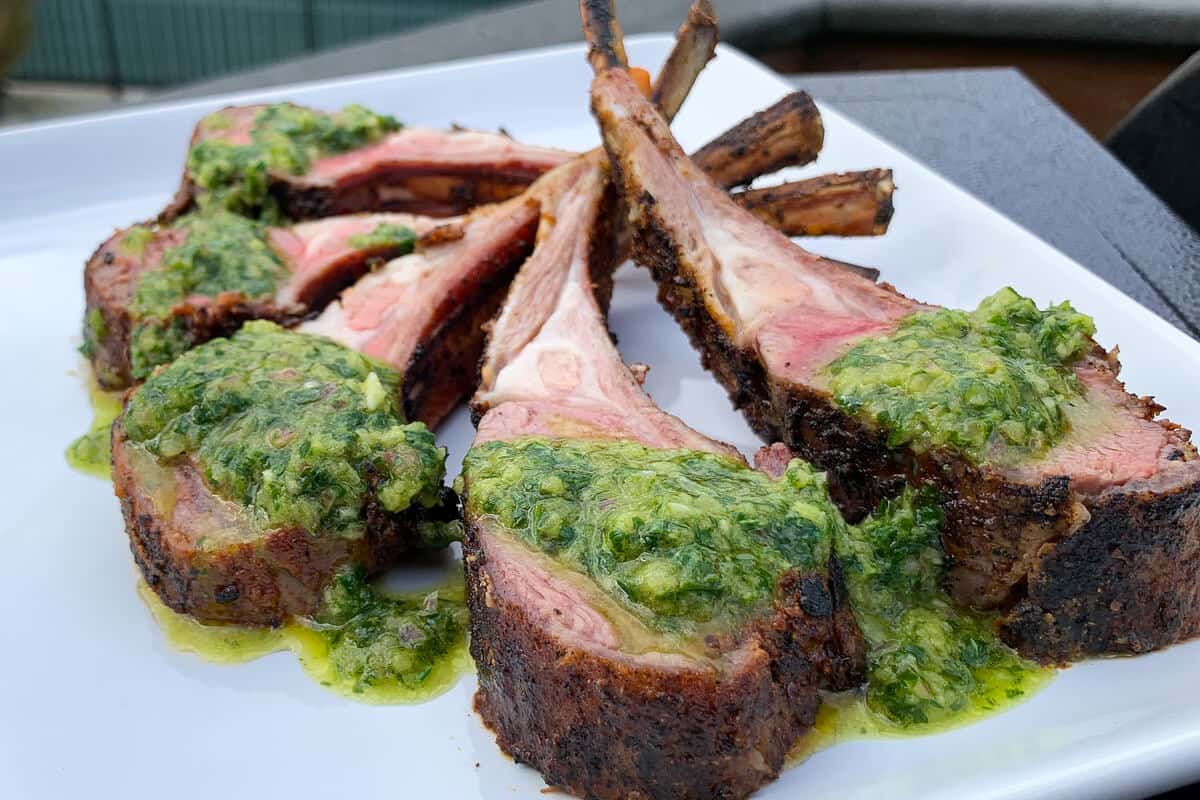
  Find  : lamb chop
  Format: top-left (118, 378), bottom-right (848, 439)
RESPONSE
top-left (83, 211), bottom-right (443, 388)
top-left (111, 5), bottom-right (821, 628)
top-left (588, 2), bottom-right (1200, 662)
top-left (177, 110), bottom-right (854, 431)
top-left (112, 320), bottom-right (459, 626)
top-left (106, 198), bottom-right (530, 623)
top-left (168, 102), bottom-right (577, 221)
top-left (460, 152), bottom-right (863, 800)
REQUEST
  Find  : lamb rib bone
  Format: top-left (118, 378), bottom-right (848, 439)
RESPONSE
top-left (732, 168), bottom-right (895, 237)
top-left (305, 96), bottom-right (849, 426)
top-left (461, 136), bottom-right (863, 800)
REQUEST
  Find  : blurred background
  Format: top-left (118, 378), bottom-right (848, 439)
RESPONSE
top-left (0, 0), bottom-right (1197, 230)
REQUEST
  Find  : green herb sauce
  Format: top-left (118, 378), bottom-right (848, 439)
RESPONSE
top-left (347, 222), bottom-right (418, 251)
top-left (123, 321), bottom-right (445, 538)
top-left (79, 308), bottom-right (107, 362)
top-left (826, 287), bottom-right (1096, 464)
top-left (313, 566), bottom-right (470, 694)
top-left (65, 378), bottom-right (124, 479)
top-left (832, 488), bottom-right (1051, 731)
top-left (127, 211), bottom-right (288, 380)
top-left (187, 103), bottom-right (400, 218)
top-left (121, 226), bottom-right (155, 257)
top-left (464, 436), bottom-right (1049, 733)
top-left (462, 437), bottom-right (837, 636)
top-left (137, 567), bottom-right (472, 704)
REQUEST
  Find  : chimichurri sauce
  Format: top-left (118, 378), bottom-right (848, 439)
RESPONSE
top-left (347, 222), bottom-right (418, 251)
top-left (462, 437), bottom-right (839, 637)
top-left (834, 489), bottom-right (1051, 730)
top-left (463, 436), bottom-right (1051, 736)
top-left (65, 377), bottom-right (124, 479)
top-left (188, 103), bottom-right (400, 218)
top-left (126, 210), bottom-right (289, 380)
top-left (124, 321), bottom-right (446, 538)
top-left (826, 287), bottom-right (1096, 465)
top-left (138, 566), bottom-right (471, 703)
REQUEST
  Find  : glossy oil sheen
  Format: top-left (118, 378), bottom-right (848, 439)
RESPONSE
top-left (64, 377), bottom-right (123, 479)
top-left (789, 668), bottom-right (1057, 765)
top-left (137, 573), bottom-right (472, 704)
top-left (462, 436), bottom-right (836, 635)
top-left (826, 287), bottom-right (1096, 464)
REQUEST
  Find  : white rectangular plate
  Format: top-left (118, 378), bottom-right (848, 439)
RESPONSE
top-left (1, 35), bottom-right (1197, 800)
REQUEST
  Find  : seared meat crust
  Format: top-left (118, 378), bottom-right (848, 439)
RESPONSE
top-left (633, 220), bottom-right (1200, 662)
top-left (113, 420), bottom-right (456, 626)
top-left (463, 519), bottom-right (863, 800)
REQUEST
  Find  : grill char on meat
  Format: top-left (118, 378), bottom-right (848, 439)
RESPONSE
top-left (113, 422), bottom-right (457, 626)
top-left (110, 206), bottom-right (528, 626)
top-left (461, 153), bottom-right (863, 800)
top-left (589, 38), bottom-right (1200, 662)
top-left (459, 7), bottom-right (864, 796)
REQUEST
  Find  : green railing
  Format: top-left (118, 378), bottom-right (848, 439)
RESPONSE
top-left (11, 0), bottom-right (515, 87)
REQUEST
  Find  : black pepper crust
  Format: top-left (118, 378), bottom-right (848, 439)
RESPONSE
top-left (113, 419), bottom-right (457, 626)
top-left (461, 517), bottom-right (864, 800)
top-left (269, 171), bottom-right (537, 221)
top-left (628, 199), bottom-right (1200, 662)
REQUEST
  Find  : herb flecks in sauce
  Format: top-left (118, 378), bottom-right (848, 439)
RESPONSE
top-left (834, 488), bottom-right (1050, 730)
top-left (187, 103), bottom-right (400, 217)
top-left (120, 225), bottom-right (155, 257)
top-left (465, 437), bottom-right (1048, 732)
top-left (124, 321), bottom-right (445, 537)
top-left (137, 567), bottom-right (471, 704)
top-left (827, 287), bottom-right (1096, 464)
top-left (313, 566), bottom-right (470, 695)
top-left (347, 223), bottom-right (418, 252)
top-left (463, 437), bottom-right (836, 636)
top-left (65, 378), bottom-right (124, 479)
top-left (127, 211), bottom-right (288, 380)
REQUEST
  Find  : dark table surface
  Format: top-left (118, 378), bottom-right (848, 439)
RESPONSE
top-left (158, 41), bottom-right (1199, 800)
top-left (787, 67), bottom-right (1200, 339)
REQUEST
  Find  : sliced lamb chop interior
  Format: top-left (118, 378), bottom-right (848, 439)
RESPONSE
top-left (460, 151), bottom-right (863, 800)
top-left (83, 211), bottom-right (443, 388)
top-left (588, 6), bottom-right (1200, 662)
